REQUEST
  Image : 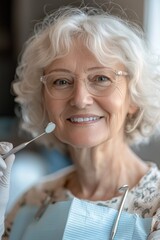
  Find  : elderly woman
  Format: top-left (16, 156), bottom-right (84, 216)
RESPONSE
top-left (0, 5), bottom-right (160, 240)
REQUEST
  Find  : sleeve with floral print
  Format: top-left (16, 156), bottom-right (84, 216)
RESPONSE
top-left (148, 208), bottom-right (160, 239)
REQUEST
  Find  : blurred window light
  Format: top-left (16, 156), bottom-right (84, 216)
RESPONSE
top-left (144, 0), bottom-right (160, 54)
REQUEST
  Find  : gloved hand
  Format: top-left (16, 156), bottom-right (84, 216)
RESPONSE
top-left (0, 142), bottom-right (15, 238)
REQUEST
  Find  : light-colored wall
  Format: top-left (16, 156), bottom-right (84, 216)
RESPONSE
top-left (114, 0), bottom-right (144, 24)
top-left (12, 0), bottom-right (145, 57)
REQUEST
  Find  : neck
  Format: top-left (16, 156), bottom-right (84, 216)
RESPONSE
top-left (67, 141), bottom-right (148, 201)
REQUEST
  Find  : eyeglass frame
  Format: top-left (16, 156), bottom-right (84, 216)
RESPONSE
top-left (40, 68), bottom-right (128, 100)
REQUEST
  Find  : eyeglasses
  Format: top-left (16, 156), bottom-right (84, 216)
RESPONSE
top-left (40, 68), bottom-right (128, 100)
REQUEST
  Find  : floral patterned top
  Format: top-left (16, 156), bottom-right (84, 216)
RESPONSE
top-left (2, 162), bottom-right (160, 239)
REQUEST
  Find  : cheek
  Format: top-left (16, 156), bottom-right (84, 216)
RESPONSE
top-left (111, 85), bottom-right (130, 110)
top-left (101, 95), bottom-right (126, 113)
top-left (43, 94), bottom-right (59, 121)
top-left (101, 89), bottom-right (130, 124)
top-left (43, 95), bottom-right (67, 131)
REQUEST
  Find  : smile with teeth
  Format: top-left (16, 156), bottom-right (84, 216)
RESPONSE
top-left (69, 116), bottom-right (101, 123)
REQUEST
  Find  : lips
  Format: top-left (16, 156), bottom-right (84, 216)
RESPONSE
top-left (68, 116), bottom-right (102, 123)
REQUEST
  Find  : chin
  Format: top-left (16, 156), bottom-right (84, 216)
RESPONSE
top-left (63, 136), bottom-right (106, 148)
top-left (55, 128), bottom-right (110, 148)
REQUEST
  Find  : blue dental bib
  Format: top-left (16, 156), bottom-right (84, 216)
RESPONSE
top-left (10, 198), bottom-right (152, 240)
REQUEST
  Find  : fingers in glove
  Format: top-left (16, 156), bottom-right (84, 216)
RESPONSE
top-left (0, 157), bottom-right (6, 170)
top-left (0, 142), bottom-right (13, 155)
top-left (5, 154), bottom-right (15, 171)
top-left (0, 142), bottom-right (15, 177)
top-left (0, 154), bottom-right (15, 186)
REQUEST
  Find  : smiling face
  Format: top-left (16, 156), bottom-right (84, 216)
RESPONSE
top-left (42, 41), bottom-right (135, 148)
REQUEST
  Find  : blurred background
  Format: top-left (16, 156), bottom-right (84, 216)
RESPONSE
top-left (0, 0), bottom-right (160, 211)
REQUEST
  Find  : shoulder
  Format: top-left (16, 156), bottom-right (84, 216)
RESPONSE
top-left (121, 162), bottom-right (160, 218)
top-left (140, 163), bottom-right (160, 236)
top-left (10, 165), bottom-right (75, 208)
top-left (138, 162), bottom-right (160, 190)
top-left (4, 165), bottom-right (75, 239)
top-left (138, 162), bottom-right (160, 203)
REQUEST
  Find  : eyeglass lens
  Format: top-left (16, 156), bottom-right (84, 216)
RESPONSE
top-left (41, 69), bottom-right (124, 99)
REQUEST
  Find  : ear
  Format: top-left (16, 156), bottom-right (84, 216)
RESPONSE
top-left (128, 102), bottom-right (138, 115)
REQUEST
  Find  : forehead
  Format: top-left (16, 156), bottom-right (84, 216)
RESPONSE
top-left (46, 43), bottom-right (99, 71)
top-left (45, 41), bottom-right (125, 74)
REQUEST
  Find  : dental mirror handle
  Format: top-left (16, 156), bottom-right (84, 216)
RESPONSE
top-left (2, 122), bottom-right (55, 160)
top-left (2, 132), bottom-right (46, 159)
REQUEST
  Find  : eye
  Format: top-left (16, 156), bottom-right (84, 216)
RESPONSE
top-left (96, 75), bottom-right (110, 82)
top-left (54, 79), bottom-right (70, 86)
top-left (47, 76), bottom-right (73, 89)
top-left (93, 75), bottom-right (112, 86)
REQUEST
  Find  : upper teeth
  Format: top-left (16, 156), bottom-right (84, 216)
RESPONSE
top-left (70, 117), bottom-right (99, 122)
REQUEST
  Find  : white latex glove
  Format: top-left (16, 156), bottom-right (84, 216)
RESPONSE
top-left (0, 142), bottom-right (15, 238)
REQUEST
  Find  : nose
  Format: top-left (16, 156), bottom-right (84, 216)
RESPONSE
top-left (69, 80), bottom-right (93, 108)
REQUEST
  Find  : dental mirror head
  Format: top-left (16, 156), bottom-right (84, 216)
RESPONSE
top-left (45, 122), bottom-right (56, 133)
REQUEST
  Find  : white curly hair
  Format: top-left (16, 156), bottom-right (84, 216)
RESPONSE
top-left (12, 5), bottom-right (160, 150)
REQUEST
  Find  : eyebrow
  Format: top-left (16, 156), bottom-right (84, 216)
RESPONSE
top-left (47, 69), bottom-right (72, 74)
top-left (47, 67), bottom-right (108, 74)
